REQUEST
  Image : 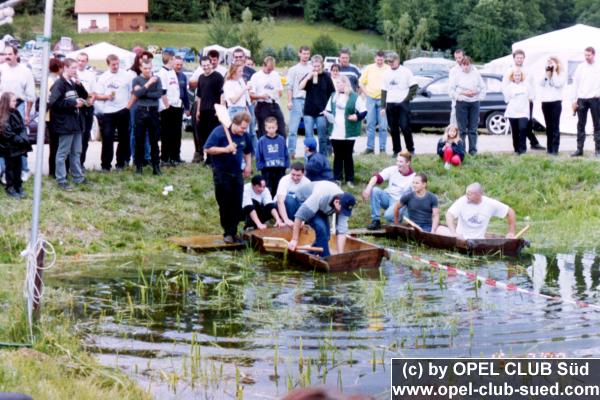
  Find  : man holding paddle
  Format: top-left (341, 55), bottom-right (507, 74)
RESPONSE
top-left (204, 110), bottom-right (253, 244)
top-left (445, 182), bottom-right (516, 240)
top-left (288, 181), bottom-right (356, 257)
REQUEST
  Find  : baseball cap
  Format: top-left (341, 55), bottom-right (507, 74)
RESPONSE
top-left (304, 137), bottom-right (317, 151)
top-left (339, 192), bottom-right (356, 217)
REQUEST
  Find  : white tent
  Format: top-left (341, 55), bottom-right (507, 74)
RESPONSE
top-left (403, 57), bottom-right (455, 74)
top-left (67, 42), bottom-right (135, 67)
top-left (483, 24), bottom-right (600, 133)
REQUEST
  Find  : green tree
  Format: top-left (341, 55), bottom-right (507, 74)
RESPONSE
top-left (382, 13), bottom-right (412, 59)
top-left (459, 0), bottom-right (533, 61)
top-left (331, 0), bottom-right (377, 30)
top-left (238, 8), bottom-right (273, 62)
top-left (311, 34), bottom-right (340, 56)
top-left (207, 2), bottom-right (239, 47)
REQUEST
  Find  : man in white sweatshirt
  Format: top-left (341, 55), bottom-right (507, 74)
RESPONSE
top-left (571, 46), bottom-right (600, 157)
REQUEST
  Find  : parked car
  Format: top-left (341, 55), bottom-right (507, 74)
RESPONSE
top-left (409, 73), bottom-right (511, 135)
top-left (324, 56), bottom-right (339, 72)
top-left (176, 47), bottom-right (196, 63)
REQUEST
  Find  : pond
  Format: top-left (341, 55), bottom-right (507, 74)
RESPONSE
top-left (46, 247), bottom-right (600, 399)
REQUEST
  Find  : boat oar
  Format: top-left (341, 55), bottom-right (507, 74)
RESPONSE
top-left (514, 225), bottom-right (530, 239)
top-left (261, 237), bottom-right (323, 253)
top-left (214, 103), bottom-right (234, 147)
top-left (403, 216), bottom-right (423, 231)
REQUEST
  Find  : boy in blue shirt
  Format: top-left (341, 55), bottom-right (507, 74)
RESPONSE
top-left (256, 116), bottom-right (289, 195)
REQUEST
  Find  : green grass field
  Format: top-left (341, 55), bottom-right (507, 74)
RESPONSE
top-left (15, 16), bottom-right (385, 55)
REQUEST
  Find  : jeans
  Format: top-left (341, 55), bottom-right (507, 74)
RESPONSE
top-left (213, 169), bottom-right (244, 237)
top-left (308, 211), bottom-right (332, 257)
top-left (130, 103), bottom-right (151, 164)
top-left (575, 97), bottom-right (600, 150)
top-left (509, 117), bottom-right (528, 154)
top-left (56, 133), bottom-right (84, 184)
top-left (386, 101), bottom-right (414, 154)
top-left (456, 100), bottom-right (480, 155)
top-left (284, 194), bottom-right (301, 220)
top-left (541, 101), bottom-right (561, 154)
top-left (303, 114), bottom-right (328, 156)
top-left (287, 98), bottom-right (305, 155)
top-left (370, 187), bottom-right (396, 222)
top-left (366, 95), bottom-right (387, 151)
top-left (331, 139), bottom-right (355, 183)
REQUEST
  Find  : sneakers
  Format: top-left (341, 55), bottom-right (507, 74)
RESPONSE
top-left (0, 172), bottom-right (5, 185)
top-left (444, 162), bottom-right (451, 170)
top-left (346, 181), bottom-right (355, 188)
top-left (531, 143), bottom-right (546, 150)
top-left (6, 187), bottom-right (21, 199)
top-left (367, 220), bottom-right (381, 230)
top-left (363, 149), bottom-right (374, 155)
top-left (21, 170), bottom-right (30, 182)
top-left (223, 235), bottom-right (242, 244)
top-left (152, 165), bottom-right (162, 176)
top-left (57, 182), bottom-right (74, 191)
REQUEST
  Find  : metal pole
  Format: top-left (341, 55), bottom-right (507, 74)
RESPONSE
top-left (29, 0), bottom-right (54, 312)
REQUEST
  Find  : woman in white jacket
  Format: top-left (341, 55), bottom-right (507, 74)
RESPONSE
top-left (538, 57), bottom-right (565, 155)
top-left (503, 68), bottom-right (531, 154)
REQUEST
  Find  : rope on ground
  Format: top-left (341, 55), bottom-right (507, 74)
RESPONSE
top-left (387, 248), bottom-right (600, 311)
top-left (22, 236), bottom-right (56, 340)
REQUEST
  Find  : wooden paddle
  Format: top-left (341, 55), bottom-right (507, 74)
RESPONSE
top-left (262, 237), bottom-right (323, 253)
top-left (403, 216), bottom-right (423, 231)
top-left (514, 224), bottom-right (530, 239)
top-left (214, 103), bottom-right (234, 147)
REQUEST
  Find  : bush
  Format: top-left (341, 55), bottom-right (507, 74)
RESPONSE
top-left (278, 44), bottom-right (296, 62)
top-left (311, 34), bottom-right (340, 57)
top-left (351, 44), bottom-right (377, 66)
top-left (261, 46), bottom-right (277, 61)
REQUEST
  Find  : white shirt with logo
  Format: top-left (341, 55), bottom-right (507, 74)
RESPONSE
top-left (382, 66), bottom-right (417, 103)
top-left (157, 66), bottom-right (181, 111)
top-left (276, 174), bottom-right (311, 200)
top-left (250, 70), bottom-right (283, 102)
top-left (447, 195), bottom-right (509, 239)
top-left (96, 69), bottom-right (132, 113)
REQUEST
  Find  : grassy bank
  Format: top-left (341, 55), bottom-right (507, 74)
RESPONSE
top-left (14, 16), bottom-right (386, 54)
top-left (1, 152), bottom-right (599, 396)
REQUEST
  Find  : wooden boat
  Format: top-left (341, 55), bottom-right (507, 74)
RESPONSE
top-left (169, 235), bottom-right (245, 253)
top-left (383, 224), bottom-right (528, 257)
top-left (245, 226), bottom-right (389, 272)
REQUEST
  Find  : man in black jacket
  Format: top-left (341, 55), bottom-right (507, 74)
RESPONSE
top-left (128, 60), bottom-right (164, 175)
top-left (49, 58), bottom-right (88, 190)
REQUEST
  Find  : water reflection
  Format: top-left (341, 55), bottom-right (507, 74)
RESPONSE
top-left (46, 250), bottom-right (600, 399)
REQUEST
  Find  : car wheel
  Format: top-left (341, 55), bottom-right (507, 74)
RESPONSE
top-left (485, 111), bottom-right (509, 135)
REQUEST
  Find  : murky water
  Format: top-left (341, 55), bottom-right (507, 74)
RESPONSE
top-left (47, 247), bottom-right (600, 399)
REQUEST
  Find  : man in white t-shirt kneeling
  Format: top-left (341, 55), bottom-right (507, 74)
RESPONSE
top-left (445, 182), bottom-right (516, 240)
top-left (243, 175), bottom-right (285, 230)
top-left (276, 162), bottom-right (311, 226)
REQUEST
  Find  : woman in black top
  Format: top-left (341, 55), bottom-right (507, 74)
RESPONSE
top-left (0, 91), bottom-right (32, 198)
top-left (299, 55), bottom-right (335, 156)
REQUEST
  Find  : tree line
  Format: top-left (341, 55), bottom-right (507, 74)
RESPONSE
top-left (14, 0), bottom-right (600, 61)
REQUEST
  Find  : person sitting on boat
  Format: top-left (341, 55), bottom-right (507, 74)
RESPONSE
top-left (362, 151), bottom-right (415, 230)
top-left (437, 124), bottom-right (465, 169)
top-left (445, 182), bottom-right (516, 240)
top-left (393, 173), bottom-right (439, 233)
top-left (243, 174), bottom-right (286, 230)
top-left (276, 161), bottom-right (311, 227)
top-left (304, 136), bottom-right (333, 182)
top-left (288, 181), bottom-right (356, 257)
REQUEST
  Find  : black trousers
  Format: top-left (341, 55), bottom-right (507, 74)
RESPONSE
top-left (134, 106), bottom-right (160, 167)
top-left (160, 106), bottom-right (183, 163)
top-left (261, 167), bottom-right (286, 197)
top-left (48, 125), bottom-right (59, 178)
top-left (196, 108), bottom-right (220, 162)
top-left (101, 108), bottom-right (130, 170)
top-left (526, 101), bottom-right (540, 146)
top-left (80, 107), bottom-right (94, 167)
top-left (213, 169), bottom-right (244, 237)
top-left (5, 154), bottom-right (22, 191)
top-left (576, 97), bottom-right (600, 150)
top-left (386, 101), bottom-right (414, 154)
top-left (331, 139), bottom-right (355, 183)
top-left (255, 102), bottom-right (286, 138)
top-left (541, 101), bottom-right (561, 154)
top-left (244, 199), bottom-right (275, 228)
top-left (509, 117), bottom-right (528, 154)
